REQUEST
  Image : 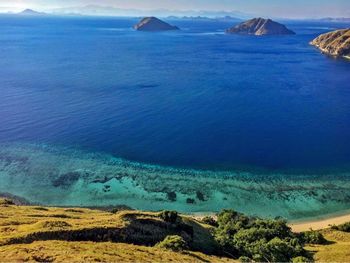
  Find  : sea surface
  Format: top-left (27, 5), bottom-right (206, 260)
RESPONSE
top-left (0, 16), bottom-right (350, 220)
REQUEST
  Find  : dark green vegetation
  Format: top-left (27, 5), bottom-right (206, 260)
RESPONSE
top-left (156, 235), bottom-right (189, 252)
top-left (331, 222), bottom-right (350, 232)
top-left (298, 230), bottom-right (328, 245)
top-left (212, 210), bottom-right (315, 262)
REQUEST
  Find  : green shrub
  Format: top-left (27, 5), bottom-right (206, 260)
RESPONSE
top-left (238, 256), bottom-right (252, 262)
top-left (201, 216), bottom-right (218, 227)
top-left (159, 210), bottom-right (178, 223)
top-left (263, 237), bottom-right (300, 263)
top-left (213, 209), bottom-right (308, 262)
top-left (299, 230), bottom-right (327, 244)
top-left (156, 235), bottom-right (188, 252)
top-left (293, 256), bottom-right (312, 262)
top-left (331, 222), bottom-right (350, 232)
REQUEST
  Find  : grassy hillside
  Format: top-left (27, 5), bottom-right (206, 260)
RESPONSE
top-left (0, 241), bottom-right (233, 262)
top-left (0, 198), bottom-right (233, 262)
top-left (306, 228), bottom-right (350, 262)
top-left (1, 197), bottom-right (350, 262)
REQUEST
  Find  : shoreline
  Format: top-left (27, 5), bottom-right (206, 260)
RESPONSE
top-left (1, 191), bottom-right (350, 233)
top-left (290, 211), bottom-right (350, 232)
top-left (191, 210), bottom-right (350, 233)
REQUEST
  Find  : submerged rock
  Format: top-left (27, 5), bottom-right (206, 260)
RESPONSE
top-left (134, 17), bottom-right (179, 31)
top-left (196, 191), bottom-right (206, 202)
top-left (52, 172), bottom-right (81, 188)
top-left (226, 17), bottom-right (295, 35)
top-left (186, 198), bottom-right (195, 204)
top-left (166, 191), bottom-right (177, 202)
top-left (311, 29), bottom-right (350, 58)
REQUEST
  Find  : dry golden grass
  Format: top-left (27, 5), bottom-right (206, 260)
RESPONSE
top-left (0, 199), bottom-right (236, 262)
top-left (0, 202), bottom-right (125, 244)
top-left (2, 198), bottom-right (350, 262)
top-left (305, 228), bottom-right (350, 262)
top-left (0, 241), bottom-right (234, 262)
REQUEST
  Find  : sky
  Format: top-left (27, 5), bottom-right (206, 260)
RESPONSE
top-left (0, 0), bottom-right (349, 18)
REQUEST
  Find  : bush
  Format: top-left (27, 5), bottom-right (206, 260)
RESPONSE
top-left (263, 237), bottom-right (301, 263)
top-left (213, 209), bottom-right (308, 262)
top-left (299, 230), bottom-right (327, 244)
top-left (293, 256), bottom-right (311, 262)
top-left (239, 256), bottom-right (252, 262)
top-left (156, 235), bottom-right (188, 252)
top-left (331, 222), bottom-right (350, 232)
top-left (201, 216), bottom-right (218, 227)
top-left (159, 210), bottom-right (178, 223)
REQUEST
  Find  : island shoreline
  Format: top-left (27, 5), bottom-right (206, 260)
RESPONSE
top-left (2, 191), bottom-right (350, 232)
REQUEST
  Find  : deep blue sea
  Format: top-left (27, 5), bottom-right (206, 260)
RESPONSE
top-left (0, 16), bottom-right (350, 219)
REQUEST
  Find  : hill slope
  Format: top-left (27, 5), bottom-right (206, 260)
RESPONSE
top-left (1, 198), bottom-right (350, 262)
top-left (311, 29), bottom-right (350, 58)
top-left (226, 18), bottom-right (295, 35)
top-left (134, 17), bottom-right (179, 31)
top-left (0, 198), bottom-right (232, 262)
top-left (306, 228), bottom-right (350, 262)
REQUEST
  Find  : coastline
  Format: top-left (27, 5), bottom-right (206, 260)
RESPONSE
top-left (290, 210), bottom-right (350, 232)
top-left (191, 210), bottom-right (350, 233)
top-left (2, 190), bottom-right (350, 233)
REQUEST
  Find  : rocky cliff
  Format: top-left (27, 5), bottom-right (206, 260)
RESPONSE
top-left (311, 29), bottom-right (350, 58)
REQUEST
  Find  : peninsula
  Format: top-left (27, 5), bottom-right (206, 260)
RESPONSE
top-left (311, 29), bottom-right (350, 58)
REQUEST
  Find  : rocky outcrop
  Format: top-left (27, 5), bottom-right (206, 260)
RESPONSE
top-left (226, 17), bottom-right (295, 35)
top-left (311, 29), bottom-right (350, 58)
top-left (134, 17), bottom-right (179, 31)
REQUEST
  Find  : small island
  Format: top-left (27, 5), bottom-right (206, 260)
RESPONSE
top-left (134, 17), bottom-right (179, 31)
top-left (311, 29), bottom-right (350, 59)
top-left (226, 17), bottom-right (295, 35)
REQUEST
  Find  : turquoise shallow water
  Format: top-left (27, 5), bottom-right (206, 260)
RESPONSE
top-left (1, 143), bottom-right (350, 220)
top-left (1, 16), bottom-right (350, 220)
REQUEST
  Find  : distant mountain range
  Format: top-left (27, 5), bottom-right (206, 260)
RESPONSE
top-left (319, 17), bottom-right (350, 22)
top-left (166, 15), bottom-right (242, 22)
top-left (48, 5), bottom-right (252, 19)
top-left (18, 9), bottom-right (46, 16)
top-left (1, 7), bottom-right (349, 22)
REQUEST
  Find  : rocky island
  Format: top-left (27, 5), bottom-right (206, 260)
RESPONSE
top-left (311, 29), bottom-right (350, 59)
top-left (226, 17), bottom-right (295, 35)
top-left (134, 17), bottom-right (179, 31)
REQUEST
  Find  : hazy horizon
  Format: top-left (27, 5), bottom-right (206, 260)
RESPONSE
top-left (0, 0), bottom-right (350, 19)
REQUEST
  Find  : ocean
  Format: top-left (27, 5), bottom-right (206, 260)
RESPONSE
top-left (0, 15), bottom-right (350, 219)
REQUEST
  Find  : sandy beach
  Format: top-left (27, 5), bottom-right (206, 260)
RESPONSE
top-left (290, 213), bottom-right (350, 232)
top-left (192, 211), bottom-right (350, 233)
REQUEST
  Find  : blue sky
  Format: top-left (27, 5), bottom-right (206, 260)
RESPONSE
top-left (1, 0), bottom-right (349, 18)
